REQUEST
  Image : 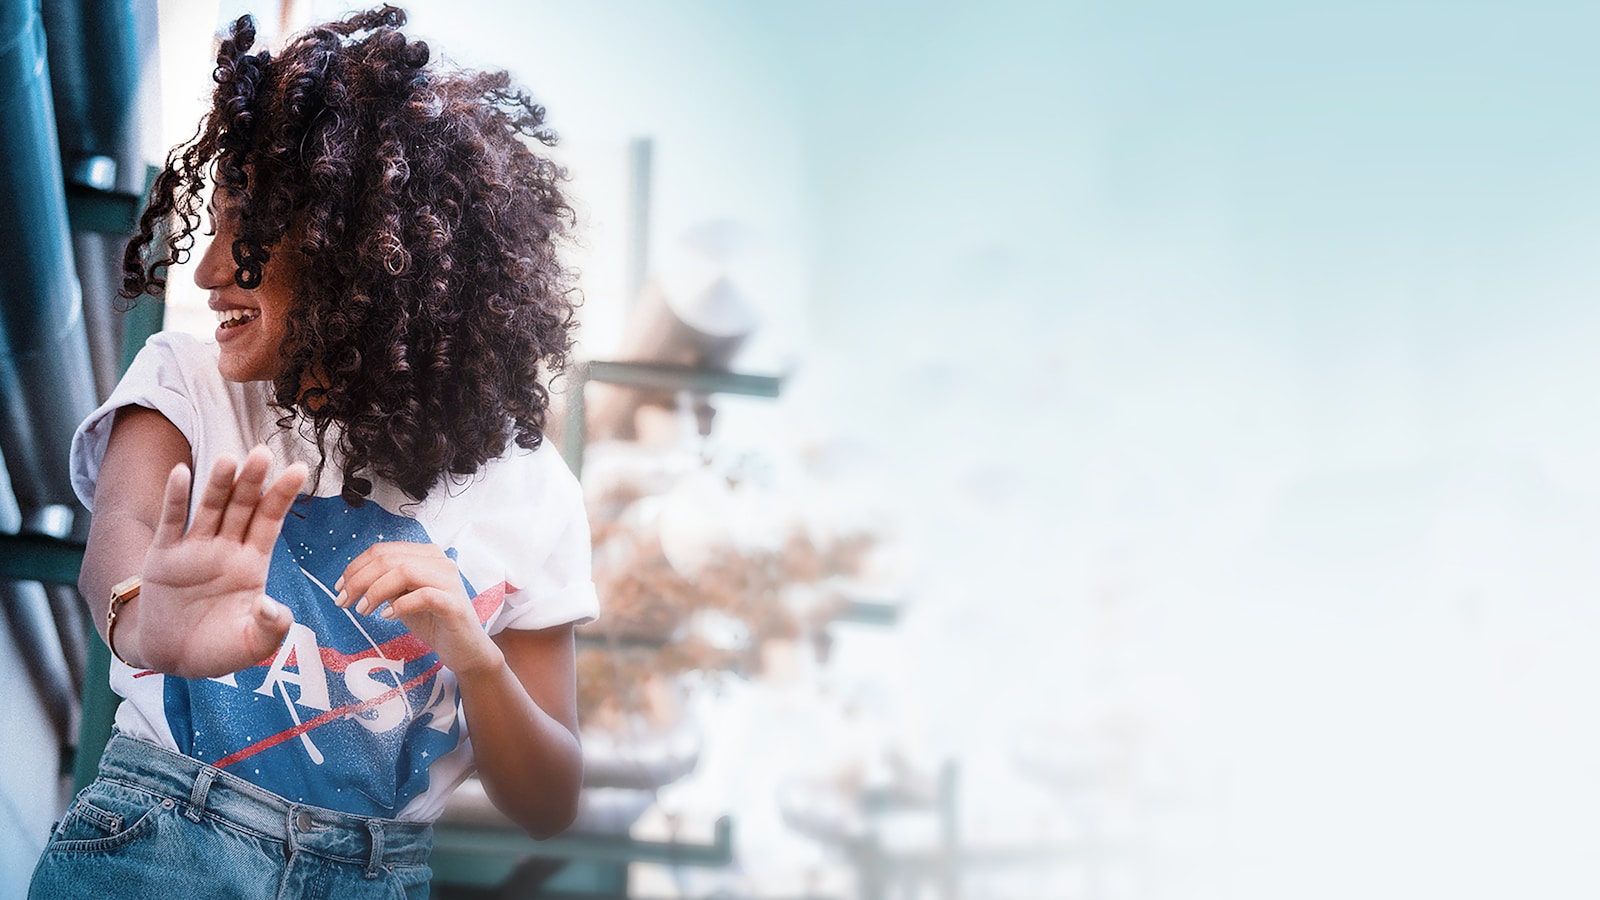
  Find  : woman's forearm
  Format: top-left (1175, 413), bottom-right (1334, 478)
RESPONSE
top-left (80, 509), bottom-right (161, 663)
top-left (80, 407), bottom-right (194, 665)
top-left (454, 628), bottom-right (583, 838)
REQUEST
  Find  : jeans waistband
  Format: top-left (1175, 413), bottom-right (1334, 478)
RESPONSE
top-left (96, 732), bottom-right (433, 874)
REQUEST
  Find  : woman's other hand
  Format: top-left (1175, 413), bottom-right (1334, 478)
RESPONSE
top-left (129, 446), bottom-right (308, 677)
top-left (335, 542), bottom-right (504, 676)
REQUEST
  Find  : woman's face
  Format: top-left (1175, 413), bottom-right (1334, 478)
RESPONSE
top-left (194, 201), bottom-right (300, 383)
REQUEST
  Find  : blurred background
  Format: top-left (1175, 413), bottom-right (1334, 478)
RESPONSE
top-left (5, 0), bottom-right (1600, 897)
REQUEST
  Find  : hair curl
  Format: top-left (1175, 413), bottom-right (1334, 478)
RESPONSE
top-left (123, 5), bottom-right (578, 503)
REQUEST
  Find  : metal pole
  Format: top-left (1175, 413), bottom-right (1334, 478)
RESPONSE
top-left (625, 136), bottom-right (652, 309)
top-left (0, 0), bottom-right (99, 514)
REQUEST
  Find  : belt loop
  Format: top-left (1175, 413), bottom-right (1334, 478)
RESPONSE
top-left (186, 767), bottom-right (217, 823)
top-left (364, 820), bottom-right (385, 879)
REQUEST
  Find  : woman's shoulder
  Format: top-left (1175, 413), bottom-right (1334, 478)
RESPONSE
top-left (482, 440), bottom-right (583, 503)
top-left (412, 441), bottom-right (584, 532)
top-left (118, 330), bottom-right (218, 392)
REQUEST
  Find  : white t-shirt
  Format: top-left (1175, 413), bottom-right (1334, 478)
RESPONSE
top-left (71, 332), bottom-right (597, 822)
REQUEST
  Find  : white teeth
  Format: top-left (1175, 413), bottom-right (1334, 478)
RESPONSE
top-left (217, 308), bottom-right (260, 328)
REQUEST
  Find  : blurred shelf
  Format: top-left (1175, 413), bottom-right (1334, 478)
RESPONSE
top-left (836, 598), bottom-right (901, 626)
top-left (584, 360), bottom-right (782, 398)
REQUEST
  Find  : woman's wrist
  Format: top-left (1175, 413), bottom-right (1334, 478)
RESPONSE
top-left (449, 639), bottom-right (509, 683)
top-left (106, 574), bottom-right (144, 667)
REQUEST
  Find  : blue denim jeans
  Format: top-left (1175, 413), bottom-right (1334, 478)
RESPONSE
top-left (29, 733), bottom-right (433, 899)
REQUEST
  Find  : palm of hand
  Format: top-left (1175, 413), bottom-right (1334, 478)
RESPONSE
top-left (133, 448), bottom-right (308, 678)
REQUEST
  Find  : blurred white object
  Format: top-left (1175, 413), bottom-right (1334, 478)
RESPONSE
top-left (657, 468), bottom-right (737, 573)
top-left (586, 224), bottom-right (763, 444)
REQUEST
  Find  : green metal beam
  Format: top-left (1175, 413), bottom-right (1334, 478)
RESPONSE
top-left (72, 638), bottom-right (114, 790)
top-left (430, 817), bottom-right (733, 888)
top-left (0, 533), bottom-right (85, 586)
top-left (435, 816), bottom-right (732, 866)
top-left (64, 183), bottom-right (144, 234)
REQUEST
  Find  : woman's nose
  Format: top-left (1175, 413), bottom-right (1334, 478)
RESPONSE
top-left (193, 228), bottom-right (235, 290)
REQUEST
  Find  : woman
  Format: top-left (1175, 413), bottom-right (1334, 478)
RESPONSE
top-left (30, 7), bottom-right (593, 898)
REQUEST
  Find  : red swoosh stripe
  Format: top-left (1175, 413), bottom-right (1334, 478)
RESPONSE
top-left (210, 660), bottom-right (446, 770)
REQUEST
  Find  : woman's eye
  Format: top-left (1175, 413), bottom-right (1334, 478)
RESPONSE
top-left (206, 203), bottom-right (240, 236)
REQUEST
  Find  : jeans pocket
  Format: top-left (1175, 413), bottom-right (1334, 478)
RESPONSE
top-left (386, 861), bottom-right (434, 900)
top-left (46, 781), bottom-right (167, 853)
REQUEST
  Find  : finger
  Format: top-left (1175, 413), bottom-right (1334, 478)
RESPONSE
top-left (218, 446), bottom-right (272, 540)
top-left (150, 462), bottom-right (193, 548)
top-left (379, 587), bottom-right (437, 619)
top-left (243, 461), bottom-right (309, 552)
top-left (376, 587), bottom-right (449, 620)
top-left (239, 595), bottom-right (293, 664)
top-left (335, 542), bottom-right (435, 608)
top-left (354, 558), bottom-right (460, 616)
top-left (333, 543), bottom-right (390, 609)
top-left (353, 562), bottom-right (419, 616)
top-left (188, 453), bottom-right (240, 537)
top-left (378, 585), bottom-right (463, 622)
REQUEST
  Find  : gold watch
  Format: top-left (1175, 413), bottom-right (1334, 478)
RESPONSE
top-left (107, 575), bottom-right (142, 667)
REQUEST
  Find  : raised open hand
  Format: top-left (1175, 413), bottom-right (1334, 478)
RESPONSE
top-left (128, 446), bottom-right (309, 678)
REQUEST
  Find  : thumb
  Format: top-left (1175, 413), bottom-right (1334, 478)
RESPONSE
top-left (248, 595), bottom-right (293, 651)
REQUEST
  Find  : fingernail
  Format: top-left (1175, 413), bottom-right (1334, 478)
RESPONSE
top-left (333, 576), bottom-right (344, 592)
top-left (378, 606), bottom-right (395, 619)
top-left (334, 591), bottom-right (347, 607)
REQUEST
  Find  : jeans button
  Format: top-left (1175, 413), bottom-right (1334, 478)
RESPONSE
top-left (295, 810), bottom-right (313, 833)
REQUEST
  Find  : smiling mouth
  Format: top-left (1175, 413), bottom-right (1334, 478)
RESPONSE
top-left (217, 308), bottom-right (261, 329)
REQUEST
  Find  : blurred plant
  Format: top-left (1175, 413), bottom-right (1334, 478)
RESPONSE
top-left (577, 475), bottom-right (876, 726)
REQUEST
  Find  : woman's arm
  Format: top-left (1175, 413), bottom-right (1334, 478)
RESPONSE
top-left (460, 625), bottom-right (583, 838)
top-left (80, 405), bottom-right (308, 676)
top-left (79, 405), bottom-right (193, 641)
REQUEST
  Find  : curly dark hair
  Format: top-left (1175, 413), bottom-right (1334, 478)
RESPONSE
top-left (123, 5), bottom-right (578, 503)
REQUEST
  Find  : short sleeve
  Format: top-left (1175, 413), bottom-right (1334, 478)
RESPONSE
top-left (485, 447), bottom-right (599, 633)
top-left (70, 333), bottom-right (206, 511)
